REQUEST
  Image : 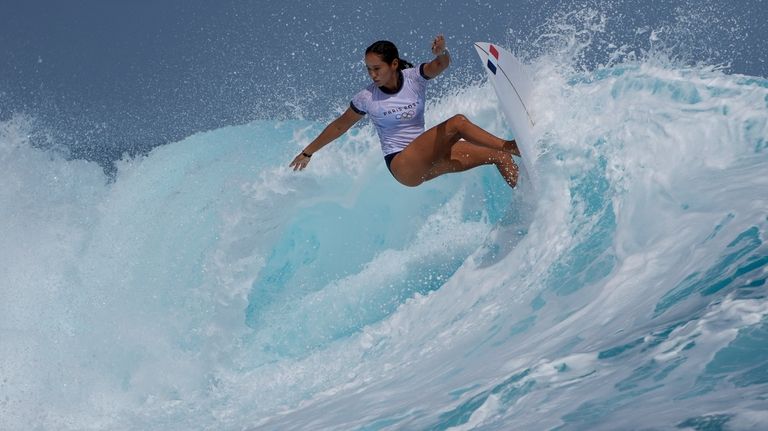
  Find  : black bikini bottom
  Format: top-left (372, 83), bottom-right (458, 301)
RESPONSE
top-left (384, 151), bottom-right (402, 176)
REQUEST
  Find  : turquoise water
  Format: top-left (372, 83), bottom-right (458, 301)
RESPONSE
top-left (2, 10), bottom-right (768, 431)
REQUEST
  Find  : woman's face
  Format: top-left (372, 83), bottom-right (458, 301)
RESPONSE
top-left (365, 53), bottom-right (399, 89)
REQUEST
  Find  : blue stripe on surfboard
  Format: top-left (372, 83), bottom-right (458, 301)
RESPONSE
top-left (486, 59), bottom-right (497, 74)
top-left (475, 43), bottom-right (535, 128)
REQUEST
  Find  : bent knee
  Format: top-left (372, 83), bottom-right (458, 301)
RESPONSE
top-left (448, 114), bottom-right (469, 128)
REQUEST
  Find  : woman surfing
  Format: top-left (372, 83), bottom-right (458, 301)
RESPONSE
top-left (289, 35), bottom-right (520, 189)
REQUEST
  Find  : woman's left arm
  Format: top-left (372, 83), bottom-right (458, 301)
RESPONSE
top-left (422, 34), bottom-right (450, 79)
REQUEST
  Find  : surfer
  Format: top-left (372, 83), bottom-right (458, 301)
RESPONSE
top-left (289, 35), bottom-right (520, 188)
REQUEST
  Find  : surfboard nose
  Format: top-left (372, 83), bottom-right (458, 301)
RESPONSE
top-left (473, 42), bottom-right (490, 59)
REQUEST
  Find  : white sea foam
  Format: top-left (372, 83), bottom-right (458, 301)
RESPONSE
top-left (2, 7), bottom-right (768, 431)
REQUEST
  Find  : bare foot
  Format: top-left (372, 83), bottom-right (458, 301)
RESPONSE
top-left (503, 140), bottom-right (521, 157)
top-left (496, 153), bottom-right (519, 188)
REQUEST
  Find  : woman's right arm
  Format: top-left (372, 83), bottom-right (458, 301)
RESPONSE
top-left (289, 107), bottom-right (364, 171)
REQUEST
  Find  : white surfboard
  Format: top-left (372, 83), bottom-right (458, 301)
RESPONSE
top-left (474, 42), bottom-right (538, 187)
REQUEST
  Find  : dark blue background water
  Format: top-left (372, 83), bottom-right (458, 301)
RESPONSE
top-left (1, 0), bottom-right (766, 170)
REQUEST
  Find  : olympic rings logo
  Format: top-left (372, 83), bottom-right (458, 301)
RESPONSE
top-left (396, 110), bottom-right (416, 120)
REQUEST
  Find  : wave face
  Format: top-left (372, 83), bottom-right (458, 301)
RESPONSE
top-left (2, 9), bottom-right (768, 431)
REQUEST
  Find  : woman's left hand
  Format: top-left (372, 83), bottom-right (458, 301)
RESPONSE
top-left (431, 34), bottom-right (446, 56)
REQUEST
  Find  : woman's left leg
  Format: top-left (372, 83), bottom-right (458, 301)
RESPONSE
top-left (390, 114), bottom-right (519, 187)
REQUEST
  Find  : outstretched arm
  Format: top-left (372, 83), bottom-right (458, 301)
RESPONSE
top-left (421, 34), bottom-right (450, 79)
top-left (289, 107), bottom-right (364, 171)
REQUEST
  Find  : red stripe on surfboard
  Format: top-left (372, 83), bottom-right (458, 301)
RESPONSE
top-left (489, 44), bottom-right (499, 59)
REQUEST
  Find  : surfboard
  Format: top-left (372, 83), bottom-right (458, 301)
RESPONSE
top-left (473, 42), bottom-right (538, 186)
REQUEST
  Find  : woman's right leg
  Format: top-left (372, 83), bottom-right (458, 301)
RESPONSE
top-left (421, 141), bottom-right (519, 188)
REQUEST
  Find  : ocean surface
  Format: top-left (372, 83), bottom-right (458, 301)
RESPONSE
top-left (1, 1), bottom-right (767, 430)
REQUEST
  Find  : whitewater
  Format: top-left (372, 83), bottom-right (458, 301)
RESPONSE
top-left (2, 14), bottom-right (768, 431)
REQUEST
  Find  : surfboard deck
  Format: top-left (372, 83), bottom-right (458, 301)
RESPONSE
top-left (473, 42), bottom-right (537, 187)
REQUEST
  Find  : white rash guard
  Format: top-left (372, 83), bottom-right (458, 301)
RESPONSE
top-left (350, 64), bottom-right (432, 156)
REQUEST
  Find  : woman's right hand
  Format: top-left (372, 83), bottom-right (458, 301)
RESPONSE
top-left (289, 152), bottom-right (312, 171)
